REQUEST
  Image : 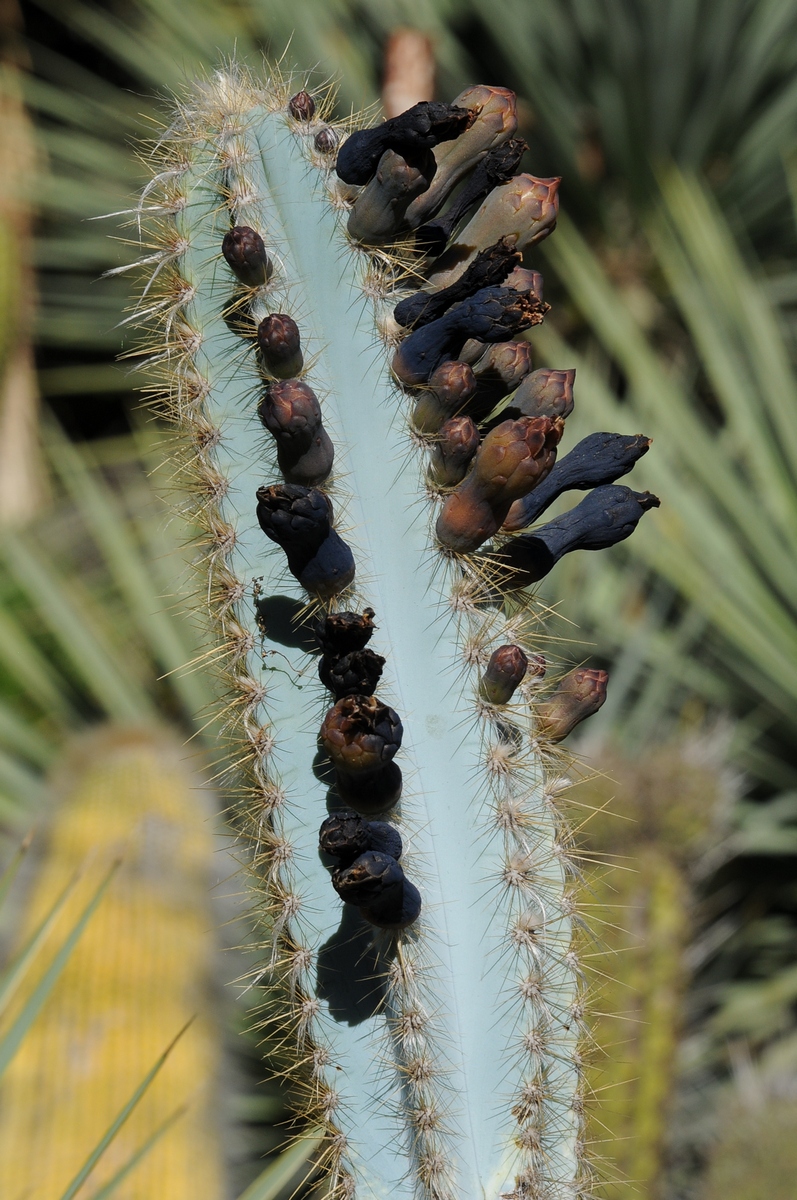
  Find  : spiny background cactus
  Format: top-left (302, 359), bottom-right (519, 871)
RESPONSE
top-left (126, 63), bottom-right (658, 1200)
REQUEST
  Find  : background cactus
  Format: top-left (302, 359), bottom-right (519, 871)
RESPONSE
top-left (123, 64), bottom-right (658, 1200)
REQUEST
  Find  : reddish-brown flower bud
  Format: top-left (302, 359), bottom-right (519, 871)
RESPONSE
top-left (436, 416), bottom-right (563, 552)
top-left (536, 668), bottom-right (608, 742)
top-left (314, 126), bottom-right (339, 154)
top-left (512, 368), bottom-right (575, 421)
top-left (321, 695), bottom-right (403, 776)
top-left (257, 379), bottom-right (334, 486)
top-left (479, 644), bottom-right (528, 704)
top-left (427, 416), bottom-right (480, 487)
top-left (503, 267), bottom-right (545, 302)
top-left (257, 314), bottom-right (303, 379)
top-left (222, 226), bottom-right (272, 288)
top-left (412, 360), bottom-right (477, 433)
top-left (469, 340), bottom-right (534, 420)
top-left (288, 90), bottom-right (315, 121)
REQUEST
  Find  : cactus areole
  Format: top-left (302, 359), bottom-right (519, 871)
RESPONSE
top-left (129, 66), bottom-right (658, 1200)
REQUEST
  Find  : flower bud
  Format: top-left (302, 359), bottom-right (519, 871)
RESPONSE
top-left (414, 136), bottom-right (528, 252)
top-left (256, 484), bottom-right (355, 597)
top-left (503, 432), bottom-right (652, 532)
top-left (468, 340), bottom-right (534, 420)
top-left (492, 485), bottom-right (660, 588)
top-left (348, 149), bottom-right (435, 245)
top-left (321, 694), bottom-right (403, 776)
top-left (257, 379), bottom-right (334, 486)
top-left (395, 240), bottom-right (520, 329)
top-left (536, 668), bottom-right (608, 742)
top-left (319, 811), bottom-right (403, 865)
top-left (479, 644), bottom-right (528, 704)
top-left (315, 608), bottom-right (376, 656)
top-left (336, 101), bottom-right (473, 186)
top-left (288, 90), bottom-right (315, 121)
top-left (392, 287), bottom-right (542, 387)
top-left (436, 416), bottom-right (563, 552)
top-left (510, 368), bottom-right (575, 421)
top-left (319, 648), bottom-right (385, 700)
top-left (314, 126), bottom-right (339, 154)
top-left (332, 851), bottom-right (421, 928)
top-left (411, 360), bottom-right (477, 434)
top-left (427, 175), bottom-right (560, 290)
top-left (427, 416), bottom-right (479, 487)
top-left (256, 313), bottom-right (303, 378)
top-left (503, 267), bottom-right (545, 301)
top-left (404, 86), bottom-right (519, 228)
top-left (221, 226), bottom-right (273, 288)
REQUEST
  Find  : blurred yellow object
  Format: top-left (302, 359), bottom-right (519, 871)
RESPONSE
top-left (0, 727), bottom-right (224, 1199)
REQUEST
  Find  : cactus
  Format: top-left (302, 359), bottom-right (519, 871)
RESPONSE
top-left (128, 64), bottom-right (657, 1200)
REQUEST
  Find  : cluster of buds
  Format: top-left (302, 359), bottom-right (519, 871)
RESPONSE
top-left (315, 607), bottom-right (385, 701)
top-left (319, 811), bottom-right (421, 929)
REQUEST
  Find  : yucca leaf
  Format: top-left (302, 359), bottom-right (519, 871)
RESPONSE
top-left (234, 1128), bottom-right (326, 1200)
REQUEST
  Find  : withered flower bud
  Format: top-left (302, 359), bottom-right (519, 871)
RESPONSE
top-left (536, 668), bottom-right (608, 742)
top-left (314, 126), bottom-right (339, 154)
top-left (348, 149), bottom-right (436, 245)
top-left (315, 608), bottom-right (376, 656)
top-left (392, 286), bottom-right (543, 387)
top-left (492, 485), bottom-right (660, 588)
top-left (319, 810), bottom-right (402, 865)
top-left (319, 648), bottom-right (385, 700)
top-left (479, 644), bottom-right (528, 704)
top-left (404, 85), bottom-right (519, 228)
top-left (320, 694), bottom-right (404, 812)
top-left (411, 360), bottom-right (477, 434)
top-left (257, 379), bottom-right (334, 486)
top-left (468, 340), bottom-right (534, 421)
top-left (332, 851), bottom-right (421, 928)
top-left (414, 137), bottom-right (528, 252)
top-left (256, 313), bottom-right (303, 378)
top-left (503, 432), bottom-right (652, 532)
top-left (427, 174), bottom-right (560, 291)
top-left (394, 240), bottom-right (521, 329)
top-left (427, 416), bottom-right (479, 487)
top-left (436, 416), bottom-right (563, 552)
top-left (336, 101), bottom-right (473, 185)
top-left (222, 226), bottom-right (272, 288)
top-left (256, 484), bottom-right (355, 597)
top-left (288, 90), bottom-right (315, 121)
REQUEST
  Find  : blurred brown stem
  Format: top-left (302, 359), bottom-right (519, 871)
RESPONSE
top-left (381, 28), bottom-right (435, 118)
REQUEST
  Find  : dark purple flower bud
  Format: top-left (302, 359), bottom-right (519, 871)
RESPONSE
top-left (256, 484), bottom-right (355, 597)
top-left (503, 432), bottom-right (652, 532)
top-left (332, 851), bottom-right (421, 928)
top-left (319, 810), bottom-right (402, 865)
top-left (319, 648), bottom-right (385, 700)
top-left (468, 340), bottom-right (534, 420)
top-left (314, 126), bottom-right (339, 154)
top-left (336, 101), bottom-right (473, 185)
top-left (414, 137), bottom-right (528, 253)
top-left (411, 360), bottom-right (477, 434)
top-left (315, 608), bottom-right (376, 656)
top-left (288, 90), bottom-right (315, 121)
top-left (393, 240), bottom-right (521, 329)
top-left (492, 485), bottom-right (660, 588)
top-left (427, 416), bottom-right (479, 487)
top-left (257, 379), bottom-right (334, 486)
top-left (392, 287), bottom-right (543, 387)
top-left (320, 694), bottom-right (404, 813)
top-left (479, 644), bottom-right (528, 704)
top-left (347, 149), bottom-right (436, 245)
top-left (536, 668), bottom-right (608, 742)
top-left (221, 226), bottom-right (273, 288)
top-left (256, 314), bottom-right (303, 378)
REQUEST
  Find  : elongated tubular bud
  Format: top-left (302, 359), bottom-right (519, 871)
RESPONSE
top-left (503, 432), bottom-right (653, 532)
top-left (315, 608), bottom-right (375, 656)
top-left (436, 416), bottom-right (563, 552)
top-left (319, 647), bottom-right (385, 699)
top-left (332, 851), bottom-right (421, 929)
top-left (394, 240), bottom-right (521, 328)
top-left (468, 340), bottom-right (535, 421)
top-left (288, 90), bottom-right (316, 121)
top-left (222, 225), bottom-right (272, 287)
top-left (336, 101), bottom-right (472, 185)
top-left (492, 485), bottom-right (661, 587)
top-left (319, 810), bottom-right (403, 865)
top-left (255, 484), bottom-right (355, 598)
top-left (348, 149), bottom-right (435, 246)
top-left (411, 360), bottom-right (476, 433)
top-left (479, 644), bottom-right (528, 704)
top-left (256, 314), bottom-right (304, 378)
top-left (428, 416), bottom-right (479, 487)
top-left (257, 380), bottom-right (334, 486)
top-left (392, 287), bottom-right (543, 387)
top-left (414, 137), bottom-right (528, 252)
top-left (427, 175), bottom-right (561, 291)
top-left (404, 85), bottom-right (519, 228)
top-left (320, 694), bottom-right (404, 813)
top-left (536, 667), bottom-right (608, 742)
